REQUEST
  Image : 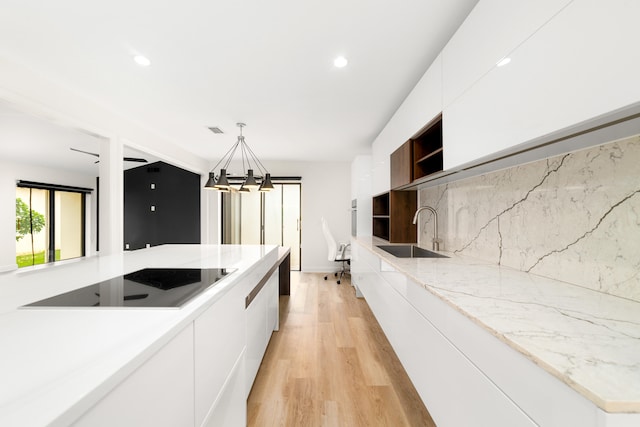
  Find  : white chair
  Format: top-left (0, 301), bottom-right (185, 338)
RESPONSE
top-left (321, 217), bottom-right (350, 284)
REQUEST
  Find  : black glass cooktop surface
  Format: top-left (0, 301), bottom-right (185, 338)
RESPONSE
top-left (25, 268), bottom-right (235, 308)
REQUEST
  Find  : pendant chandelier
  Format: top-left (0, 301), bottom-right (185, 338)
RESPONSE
top-left (204, 123), bottom-right (274, 192)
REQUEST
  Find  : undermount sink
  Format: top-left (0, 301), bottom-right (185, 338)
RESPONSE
top-left (376, 245), bottom-right (449, 259)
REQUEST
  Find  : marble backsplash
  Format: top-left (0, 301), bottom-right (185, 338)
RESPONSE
top-left (418, 134), bottom-right (640, 302)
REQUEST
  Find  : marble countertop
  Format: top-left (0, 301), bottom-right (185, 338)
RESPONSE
top-left (355, 237), bottom-right (640, 413)
top-left (0, 244), bottom-right (278, 426)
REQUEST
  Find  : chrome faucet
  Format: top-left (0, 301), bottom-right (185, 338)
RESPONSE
top-left (412, 206), bottom-right (441, 251)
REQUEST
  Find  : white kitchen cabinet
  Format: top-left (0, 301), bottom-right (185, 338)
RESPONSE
top-left (194, 279), bottom-right (247, 426)
top-left (442, 296), bottom-right (599, 427)
top-left (354, 248), bottom-right (536, 426)
top-left (201, 349), bottom-right (246, 427)
top-left (72, 324), bottom-right (195, 427)
top-left (442, 0), bottom-right (572, 107)
top-left (246, 271), bottom-right (279, 396)
top-left (371, 55), bottom-right (443, 195)
top-left (444, 0), bottom-right (640, 170)
top-left (402, 273), bottom-right (599, 427)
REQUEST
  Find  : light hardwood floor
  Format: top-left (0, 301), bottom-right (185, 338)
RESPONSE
top-left (247, 272), bottom-right (436, 427)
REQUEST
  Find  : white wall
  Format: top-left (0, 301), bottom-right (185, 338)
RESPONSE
top-left (0, 160), bottom-right (96, 271)
top-left (0, 166), bottom-right (16, 272)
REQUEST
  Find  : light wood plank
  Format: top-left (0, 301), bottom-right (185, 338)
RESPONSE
top-left (248, 273), bottom-right (436, 427)
top-left (349, 316), bottom-right (392, 386)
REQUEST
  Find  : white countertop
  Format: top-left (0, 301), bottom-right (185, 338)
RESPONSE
top-left (0, 244), bottom-right (278, 427)
top-left (355, 237), bottom-right (640, 413)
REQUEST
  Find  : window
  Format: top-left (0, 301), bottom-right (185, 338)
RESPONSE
top-left (16, 181), bottom-right (91, 268)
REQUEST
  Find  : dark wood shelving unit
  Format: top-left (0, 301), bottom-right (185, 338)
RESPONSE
top-left (390, 140), bottom-right (413, 189)
top-left (389, 114), bottom-right (443, 190)
top-left (372, 217), bottom-right (390, 241)
top-left (372, 191), bottom-right (416, 243)
top-left (372, 192), bottom-right (390, 241)
top-left (381, 114), bottom-right (440, 241)
top-left (372, 192), bottom-right (390, 216)
top-left (412, 114), bottom-right (443, 181)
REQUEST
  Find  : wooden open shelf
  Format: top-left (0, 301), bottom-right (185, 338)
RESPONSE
top-left (372, 191), bottom-right (416, 243)
top-left (412, 115), bottom-right (443, 181)
top-left (415, 147), bottom-right (443, 164)
top-left (373, 192), bottom-right (390, 216)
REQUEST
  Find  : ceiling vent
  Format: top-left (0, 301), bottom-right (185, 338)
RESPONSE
top-left (208, 126), bottom-right (224, 134)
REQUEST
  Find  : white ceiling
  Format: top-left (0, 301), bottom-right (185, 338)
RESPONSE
top-left (0, 99), bottom-right (160, 175)
top-left (0, 0), bottom-right (478, 165)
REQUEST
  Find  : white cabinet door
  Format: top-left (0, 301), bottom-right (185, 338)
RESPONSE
top-left (246, 271), bottom-right (279, 396)
top-left (194, 281), bottom-right (246, 426)
top-left (371, 55), bottom-right (443, 195)
top-left (245, 282), bottom-right (269, 395)
top-left (444, 0), bottom-right (640, 171)
top-left (202, 349), bottom-right (246, 427)
top-left (392, 294), bottom-right (536, 427)
top-left (442, 0), bottom-right (572, 107)
top-left (72, 324), bottom-right (195, 427)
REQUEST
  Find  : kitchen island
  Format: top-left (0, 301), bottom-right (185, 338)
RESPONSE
top-left (0, 244), bottom-right (280, 427)
top-left (352, 236), bottom-right (640, 427)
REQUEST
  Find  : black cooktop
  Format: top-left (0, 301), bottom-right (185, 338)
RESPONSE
top-left (25, 268), bottom-right (235, 308)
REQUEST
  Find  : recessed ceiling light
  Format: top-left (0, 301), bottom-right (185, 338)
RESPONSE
top-left (333, 56), bottom-right (348, 68)
top-left (496, 57), bottom-right (511, 67)
top-left (134, 55), bottom-right (151, 67)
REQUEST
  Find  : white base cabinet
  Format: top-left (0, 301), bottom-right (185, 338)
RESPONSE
top-left (352, 242), bottom-right (640, 427)
top-left (72, 325), bottom-right (195, 427)
top-left (195, 273), bottom-right (248, 426)
top-left (72, 261), bottom-right (280, 427)
top-left (353, 245), bottom-right (534, 426)
top-left (201, 350), bottom-right (247, 427)
top-left (246, 271), bottom-right (279, 396)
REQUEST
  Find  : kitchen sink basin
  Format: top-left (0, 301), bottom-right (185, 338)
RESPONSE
top-left (376, 245), bottom-right (448, 258)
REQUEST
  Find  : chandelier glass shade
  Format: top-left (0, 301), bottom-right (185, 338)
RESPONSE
top-left (204, 123), bottom-right (273, 192)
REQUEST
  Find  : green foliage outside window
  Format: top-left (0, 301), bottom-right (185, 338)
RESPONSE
top-left (15, 198), bottom-right (45, 241)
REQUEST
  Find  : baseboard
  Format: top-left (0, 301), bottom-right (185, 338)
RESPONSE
top-left (0, 263), bottom-right (18, 273)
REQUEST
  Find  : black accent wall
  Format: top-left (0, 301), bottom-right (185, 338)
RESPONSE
top-left (124, 161), bottom-right (200, 250)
